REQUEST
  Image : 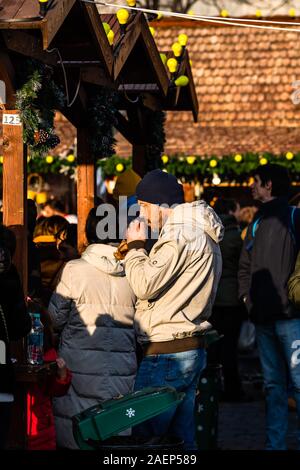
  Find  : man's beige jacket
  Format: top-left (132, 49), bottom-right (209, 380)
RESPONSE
top-left (124, 201), bottom-right (224, 344)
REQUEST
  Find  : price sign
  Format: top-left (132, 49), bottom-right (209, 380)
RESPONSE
top-left (2, 113), bottom-right (21, 126)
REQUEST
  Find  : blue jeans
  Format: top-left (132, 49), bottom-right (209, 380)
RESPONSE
top-left (133, 348), bottom-right (207, 450)
top-left (256, 319), bottom-right (300, 450)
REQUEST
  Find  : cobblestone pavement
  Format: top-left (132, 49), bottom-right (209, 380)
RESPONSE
top-left (217, 354), bottom-right (299, 450)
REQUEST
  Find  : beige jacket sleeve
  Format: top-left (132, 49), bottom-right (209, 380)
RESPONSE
top-left (124, 239), bottom-right (186, 301)
top-left (288, 252), bottom-right (300, 309)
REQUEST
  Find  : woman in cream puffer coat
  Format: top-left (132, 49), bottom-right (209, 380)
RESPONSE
top-left (48, 209), bottom-right (137, 449)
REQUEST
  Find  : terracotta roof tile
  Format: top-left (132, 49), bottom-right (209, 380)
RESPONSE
top-left (54, 23), bottom-right (300, 158)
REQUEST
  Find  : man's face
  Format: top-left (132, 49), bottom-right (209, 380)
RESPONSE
top-left (251, 175), bottom-right (272, 202)
top-left (138, 200), bottom-right (169, 233)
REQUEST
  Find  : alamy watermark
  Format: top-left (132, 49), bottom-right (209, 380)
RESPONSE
top-left (95, 197), bottom-right (212, 243)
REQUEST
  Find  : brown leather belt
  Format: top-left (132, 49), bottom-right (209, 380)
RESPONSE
top-left (141, 335), bottom-right (206, 356)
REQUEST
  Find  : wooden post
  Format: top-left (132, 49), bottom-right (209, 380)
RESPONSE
top-left (2, 109), bottom-right (27, 449)
top-left (132, 144), bottom-right (147, 177)
top-left (2, 110), bottom-right (27, 292)
top-left (77, 127), bottom-right (95, 252)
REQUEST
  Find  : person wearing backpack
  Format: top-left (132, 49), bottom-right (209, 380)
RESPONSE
top-left (238, 164), bottom-right (300, 450)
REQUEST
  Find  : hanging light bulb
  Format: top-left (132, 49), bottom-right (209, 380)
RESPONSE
top-left (149, 26), bottom-right (156, 37)
top-left (117, 9), bottom-right (130, 24)
top-left (160, 53), bottom-right (167, 65)
top-left (178, 34), bottom-right (188, 47)
top-left (102, 22), bottom-right (111, 34)
top-left (289, 8), bottom-right (296, 17)
top-left (220, 9), bottom-right (229, 17)
top-left (117, 9), bottom-right (129, 36)
top-left (255, 9), bottom-right (262, 18)
top-left (167, 58), bottom-right (178, 74)
top-left (174, 75), bottom-right (189, 87)
top-left (126, 0), bottom-right (136, 6)
top-left (172, 42), bottom-right (183, 58)
top-left (39, 0), bottom-right (48, 18)
top-left (107, 29), bottom-right (115, 46)
top-left (212, 173), bottom-right (221, 185)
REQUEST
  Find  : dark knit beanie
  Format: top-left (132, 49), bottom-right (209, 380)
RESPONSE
top-left (136, 169), bottom-right (184, 206)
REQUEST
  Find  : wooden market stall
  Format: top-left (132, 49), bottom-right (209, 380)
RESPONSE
top-left (0, 0), bottom-right (198, 448)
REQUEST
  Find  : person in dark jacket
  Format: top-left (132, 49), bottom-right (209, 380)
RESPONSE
top-left (0, 226), bottom-right (31, 449)
top-left (208, 198), bottom-right (246, 401)
top-left (238, 164), bottom-right (300, 450)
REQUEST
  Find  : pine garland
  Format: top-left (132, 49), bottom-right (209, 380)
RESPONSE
top-left (87, 88), bottom-right (119, 158)
top-left (15, 62), bottom-right (65, 158)
top-left (145, 110), bottom-right (166, 172)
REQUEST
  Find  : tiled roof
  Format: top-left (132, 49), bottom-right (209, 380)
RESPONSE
top-left (116, 21), bottom-right (300, 156)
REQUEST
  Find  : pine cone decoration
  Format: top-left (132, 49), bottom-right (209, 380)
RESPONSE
top-left (47, 134), bottom-right (60, 149)
top-left (34, 129), bottom-right (50, 144)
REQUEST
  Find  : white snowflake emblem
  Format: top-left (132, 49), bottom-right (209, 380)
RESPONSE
top-left (126, 408), bottom-right (136, 418)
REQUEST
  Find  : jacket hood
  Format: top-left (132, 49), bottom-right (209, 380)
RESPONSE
top-left (81, 244), bottom-right (125, 276)
top-left (162, 201), bottom-right (224, 244)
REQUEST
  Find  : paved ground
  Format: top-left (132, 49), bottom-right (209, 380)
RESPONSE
top-left (216, 353), bottom-right (299, 450)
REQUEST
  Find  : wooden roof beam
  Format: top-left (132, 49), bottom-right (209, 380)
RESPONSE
top-left (113, 12), bottom-right (143, 81)
top-left (2, 30), bottom-right (57, 66)
top-left (81, 1), bottom-right (114, 77)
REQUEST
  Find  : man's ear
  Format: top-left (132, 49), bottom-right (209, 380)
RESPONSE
top-left (265, 180), bottom-right (272, 192)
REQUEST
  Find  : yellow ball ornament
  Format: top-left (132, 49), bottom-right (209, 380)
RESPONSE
top-left (161, 155), bottom-right (169, 164)
top-left (255, 10), bottom-right (262, 18)
top-left (286, 152), bottom-right (294, 160)
top-left (67, 154), bottom-right (75, 163)
top-left (186, 156), bottom-right (196, 165)
top-left (234, 154), bottom-right (243, 163)
top-left (209, 159), bottom-right (218, 168)
top-left (46, 155), bottom-right (54, 164)
top-left (260, 157), bottom-right (268, 165)
top-left (116, 163), bottom-right (124, 173)
top-left (0, 156), bottom-right (3, 164)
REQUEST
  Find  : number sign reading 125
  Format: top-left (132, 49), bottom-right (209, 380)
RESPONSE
top-left (2, 114), bottom-right (21, 126)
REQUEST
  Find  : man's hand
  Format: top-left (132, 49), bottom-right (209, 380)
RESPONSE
top-left (126, 218), bottom-right (147, 243)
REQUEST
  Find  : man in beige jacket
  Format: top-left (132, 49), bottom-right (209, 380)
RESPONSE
top-left (124, 169), bottom-right (223, 450)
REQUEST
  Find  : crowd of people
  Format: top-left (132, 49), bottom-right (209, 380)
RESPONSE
top-left (0, 163), bottom-right (300, 451)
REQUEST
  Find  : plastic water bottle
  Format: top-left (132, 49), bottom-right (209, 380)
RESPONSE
top-left (27, 313), bottom-right (44, 365)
